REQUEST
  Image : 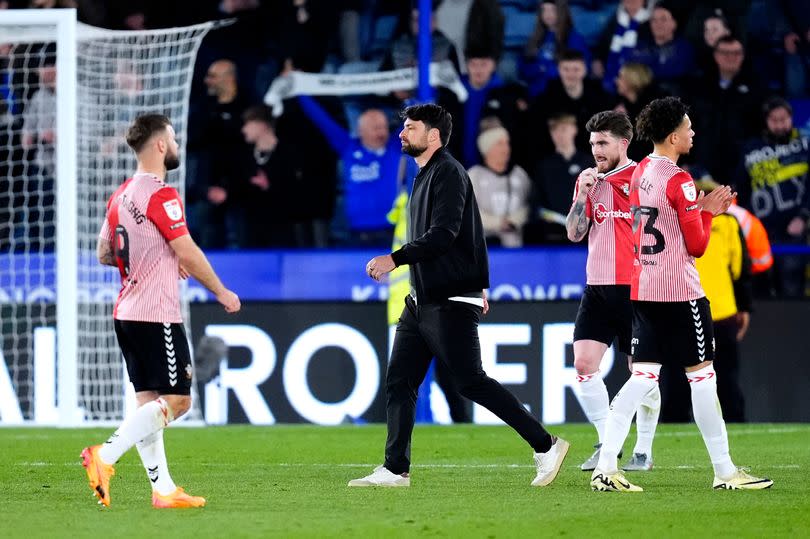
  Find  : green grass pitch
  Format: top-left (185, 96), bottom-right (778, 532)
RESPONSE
top-left (2, 423), bottom-right (808, 538)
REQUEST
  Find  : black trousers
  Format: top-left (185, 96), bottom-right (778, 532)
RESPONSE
top-left (383, 296), bottom-right (552, 474)
top-left (713, 316), bottom-right (746, 422)
top-left (433, 358), bottom-right (472, 423)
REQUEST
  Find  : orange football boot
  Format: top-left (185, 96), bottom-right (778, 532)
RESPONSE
top-left (81, 445), bottom-right (115, 507)
top-left (152, 487), bottom-right (206, 509)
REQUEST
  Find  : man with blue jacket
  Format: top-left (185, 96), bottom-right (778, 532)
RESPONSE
top-left (297, 95), bottom-right (417, 246)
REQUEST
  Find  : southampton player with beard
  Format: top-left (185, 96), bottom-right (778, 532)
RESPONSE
top-left (590, 97), bottom-right (773, 492)
top-left (81, 114), bottom-right (241, 508)
top-left (566, 111), bottom-right (661, 472)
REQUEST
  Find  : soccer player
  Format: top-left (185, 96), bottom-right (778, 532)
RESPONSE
top-left (81, 114), bottom-right (241, 508)
top-left (566, 110), bottom-right (660, 472)
top-left (590, 97), bottom-right (772, 492)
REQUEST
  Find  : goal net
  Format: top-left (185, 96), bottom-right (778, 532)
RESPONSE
top-left (0, 10), bottom-right (215, 424)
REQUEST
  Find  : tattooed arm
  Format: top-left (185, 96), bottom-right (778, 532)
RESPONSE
top-left (96, 236), bottom-right (117, 267)
top-left (566, 199), bottom-right (591, 242)
top-left (566, 168), bottom-right (597, 242)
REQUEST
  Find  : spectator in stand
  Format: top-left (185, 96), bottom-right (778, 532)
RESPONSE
top-left (336, 0), bottom-right (366, 64)
top-left (385, 6), bottom-right (459, 73)
top-left (187, 59), bottom-right (251, 249)
top-left (530, 49), bottom-right (614, 154)
top-left (688, 35), bottom-right (763, 186)
top-left (529, 113), bottom-right (592, 244)
top-left (519, 0), bottom-right (591, 97)
top-left (19, 45), bottom-right (57, 250)
top-left (681, 0), bottom-right (752, 53)
top-left (296, 93), bottom-right (417, 246)
top-left (435, 0), bottom-right (504, 74)
top-left (629, 2), bottom-right (694, 95)
top-left (446, 46), bottom-right (530, 169)
top-left (275, 0), bottom-right (339, 75)
top-left (21, 47), bottom-right (56, 178)
top-left (735, 97), bottom-right (809, 298)
top-left (239, 105), bottom-right (302, 247)
top-left (694, 10), bottom-right (732, 77)
top-left (613, 62), bottom-right (656, 161)
top-left (694, 178), bottom-right (753, 423)
top-left (613, 62), bottom-right (655, 119)
top-left (778, 0), bottom-right (810, 98)
top-left (594, 0), bottom-right (652, 93)
top-left (468, 126), bottom-right (531, 247)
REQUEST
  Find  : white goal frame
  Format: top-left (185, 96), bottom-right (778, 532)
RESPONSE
top-left (1, 9), bottom-right (79, 426)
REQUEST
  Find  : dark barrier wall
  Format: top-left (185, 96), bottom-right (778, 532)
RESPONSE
top-left (189, 301), bottom-right (810, 424)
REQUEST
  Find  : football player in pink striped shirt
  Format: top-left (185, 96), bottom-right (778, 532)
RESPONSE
top-left (566, 111), bottom-right (661, 473)
top-left (590, 97), bottom-right (772, 492)
top-left (81, 114), bottom-right (241, 508)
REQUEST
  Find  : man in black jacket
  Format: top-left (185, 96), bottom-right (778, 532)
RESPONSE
top-left (349, 104), bottom-right (569, 488)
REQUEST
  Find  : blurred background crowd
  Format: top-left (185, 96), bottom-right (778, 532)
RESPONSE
top-left (1, 0), bottom-right (809, 299)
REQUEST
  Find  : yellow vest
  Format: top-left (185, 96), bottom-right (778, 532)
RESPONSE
top-left (696, 214), bottom-right (743, 321)
top-left (387, 191), bottom-right (411, 325)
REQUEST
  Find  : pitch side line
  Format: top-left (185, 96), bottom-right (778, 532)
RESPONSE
top-left (2, 425), bottom-right (804, 440)
top-left (15, 462), bottom-right (803, 470)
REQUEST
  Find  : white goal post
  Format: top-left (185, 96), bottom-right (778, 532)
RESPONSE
top-left (0, 9), bottom-right (216, 425)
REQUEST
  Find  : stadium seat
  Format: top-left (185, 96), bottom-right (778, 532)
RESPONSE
top-left (501, 6), bottom-right (536, 51)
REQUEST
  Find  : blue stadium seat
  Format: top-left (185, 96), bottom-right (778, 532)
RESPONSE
top-left (366, 14), bottom-right (400, 61)
top-left (499, 0), bottom-right (536, 11)
top-left (502, 6), bottom-right (536, 51)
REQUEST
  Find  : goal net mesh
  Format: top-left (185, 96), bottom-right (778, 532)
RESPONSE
top-left (0, 20), bottom-right (214, 423)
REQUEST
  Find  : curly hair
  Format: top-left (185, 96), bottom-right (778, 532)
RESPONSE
top-left (635, 96), bottom-right (689, 144)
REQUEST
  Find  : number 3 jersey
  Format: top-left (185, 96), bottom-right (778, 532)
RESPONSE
top-left (629, 155), bottom-right (705, 301)
top-left (571, 161), bottom-right (635, 285)
top-left (99, 172), bottom-right (190, 323)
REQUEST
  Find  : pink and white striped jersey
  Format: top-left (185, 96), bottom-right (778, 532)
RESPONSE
top-left (629, 155), bottom-right (705, 301)
top-left (99, 172), bottom-right (189, 323)
top-left (571, 161), bottom-right (635, 285)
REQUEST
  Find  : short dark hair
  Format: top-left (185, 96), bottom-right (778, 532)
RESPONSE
top-left (762, 96), bottom-right (792, 118)
top-left (586, 110), bottom-right (633, 142)
top-left (556, 48), bottom-right (585, 64)
top-left (401, 103), bottom-right (453, 147)
top-left (635, 96), bottom-right (689, 144)
top-left (242, 104), bottom-right (275, 127)
top-left (465, 44), bottom-right (497, 61)
top-left (126, 114), bottom-right (171, 153)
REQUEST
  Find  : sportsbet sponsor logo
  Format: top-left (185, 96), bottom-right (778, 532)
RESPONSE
top-left (593, 203), bottom-right (632, 225)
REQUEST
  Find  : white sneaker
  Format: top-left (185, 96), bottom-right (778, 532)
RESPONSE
top-left (622, 452), bottom-right (653, 472)
top-left (531, 437), bottom-right (570, 486)
top-left (713, 468), bottom-right (773, 490)
top-left (348, 466), bottom-right (410, 487)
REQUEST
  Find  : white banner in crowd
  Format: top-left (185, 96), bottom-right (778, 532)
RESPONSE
top-left (264, 61), bottom-right (468, 116)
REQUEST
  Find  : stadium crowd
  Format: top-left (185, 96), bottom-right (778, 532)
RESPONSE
top-left (1, 0), bottom-right (809, 298)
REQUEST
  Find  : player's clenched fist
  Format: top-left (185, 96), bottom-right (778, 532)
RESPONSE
top-left (216, 289), bottom-right (241, 313)
top-left (575, 168), bottom-right (598, 201)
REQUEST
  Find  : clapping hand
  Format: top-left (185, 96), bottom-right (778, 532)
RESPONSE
top-left (696, 185), bottom-right (735, 216)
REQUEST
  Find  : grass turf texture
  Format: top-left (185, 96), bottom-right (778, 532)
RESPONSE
top-left (1, 424), bottom-right (808, 538)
